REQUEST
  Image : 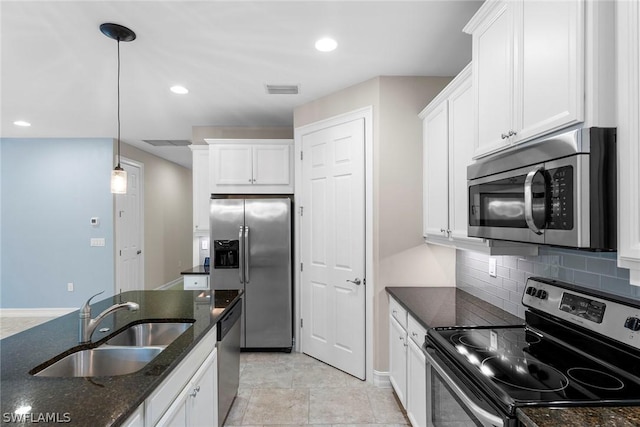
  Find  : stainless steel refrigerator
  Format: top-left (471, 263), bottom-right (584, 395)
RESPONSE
top-left (209, 195), bottom-right (292, 349)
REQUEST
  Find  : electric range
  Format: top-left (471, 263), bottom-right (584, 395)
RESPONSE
top-left (424, 277), bottom-right (640, 426)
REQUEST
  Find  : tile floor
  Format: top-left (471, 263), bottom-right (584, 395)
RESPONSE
top-left (228, 352), bottom-right (409, 426)
top-left (0, 317), bottom-right (409, 427)
top-left (0, 316), bottom-right (55, 339)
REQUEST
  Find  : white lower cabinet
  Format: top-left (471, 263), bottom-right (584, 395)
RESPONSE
top-left (389, 315), bottom-right (407, 407)
top-left (144, 326), bottom-right (218, 427)
top-left (122, 406), bottom-right (145, 427)
top-left (388, 296), bottom-right (427, 427)
top-left (157, 349), bottom-right (218, 427)
top-left (407, 339), bottom-right (426, 427)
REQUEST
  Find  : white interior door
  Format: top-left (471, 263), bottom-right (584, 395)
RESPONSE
top-left (115, 159), bottom-right (144, 293)
top-left (300, 118), bottom-right (366, 379)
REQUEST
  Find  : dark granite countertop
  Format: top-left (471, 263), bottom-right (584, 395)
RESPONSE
top-left (180, 265), bottom-right (209, 275)
top-left (517, 406), bottom-right (640, 427)
top-left (0, 289), bottom-right (242, 426)
top-left (385, 286), bottom-right (523, 329)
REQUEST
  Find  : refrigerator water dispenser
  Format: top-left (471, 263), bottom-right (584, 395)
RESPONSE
top-left (213, 240), bottom-right (239, 269)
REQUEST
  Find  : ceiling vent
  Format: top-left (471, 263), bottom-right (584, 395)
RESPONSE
top-left (143, 140), bottom-right (191, 147)
top-left (265, 84), bottom-right (299, 95)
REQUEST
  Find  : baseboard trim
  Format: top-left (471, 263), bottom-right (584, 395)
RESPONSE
top-left (155, 277), bottom-right (183, 290)
top-left (373, 370), bottom-right (391, 388)
top-left (0, 308), bottom-right (75, 317)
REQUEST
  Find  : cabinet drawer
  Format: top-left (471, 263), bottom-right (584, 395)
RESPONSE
top-left (184, 275), bottom-right (209, 290)
top-left (407, 315), bottom-right (427, 346)
top-left (389, 296), bottom-right (407, 329)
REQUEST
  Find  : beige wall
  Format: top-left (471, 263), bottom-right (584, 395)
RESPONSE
top-left (192, 126), bottom-right (293, 145)
top-left (294, 76), bottom-right (457, 374)
top-left (121, 143), bottom-right (192, 289)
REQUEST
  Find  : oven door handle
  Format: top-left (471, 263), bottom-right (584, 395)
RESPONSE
top-left (425, 350), bottom-right (504, 427)
top-left (524, 165), bottom-right (545, 235)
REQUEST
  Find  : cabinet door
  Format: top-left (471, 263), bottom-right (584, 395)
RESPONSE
top-left (447, 75), bottom-right (478, 243)
top-left (407, 339), bottom-right (427, 427)
top-left (516, 0), bottom-right (583, 143)
top-left (473, 0), bottom-right (514, 158)
top-left (389, 316), bottom-right (407, 408)
top-left (155, 387), bottom-right (189, 427)
top-left (423, 102), bottom-right (449, 239)
top-left (192, 149), bottom-right (211, 232)
top-left (211, 144), bottom-right (253, 186)
top-left (252, 144), bottom-right (290, 185)
top-left (616, 0), bottom-right (640, 284)
top-left (188, 350), bottom-right (218, 427)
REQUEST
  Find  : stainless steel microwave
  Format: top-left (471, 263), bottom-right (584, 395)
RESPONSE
top-left (467, 127), bottom-right (616, 250)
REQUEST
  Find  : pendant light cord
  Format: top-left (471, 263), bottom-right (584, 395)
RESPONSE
top-left (116, 39), bottom-right (122, 169)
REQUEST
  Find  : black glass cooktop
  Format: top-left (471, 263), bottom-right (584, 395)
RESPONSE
top-left (428, 325), bottom-right (640, 412)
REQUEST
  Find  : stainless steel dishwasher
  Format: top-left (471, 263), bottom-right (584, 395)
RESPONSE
top-left (217, 298), bottom-right (242, 426)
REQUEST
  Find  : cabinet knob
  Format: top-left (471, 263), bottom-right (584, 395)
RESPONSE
top-left (248, 179), bottom-right (252, 183)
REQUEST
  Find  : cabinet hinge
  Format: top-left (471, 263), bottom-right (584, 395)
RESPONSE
top-left (300, 262), bottom-right (304, 272)
top-left (300, 206), bottom-right (304, 216)
top-left (300, 151), bottom-right (303, 160)
top-left (300, 318), bottom-right (304, 328)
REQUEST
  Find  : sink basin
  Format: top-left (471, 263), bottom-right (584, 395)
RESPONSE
top-left (33, 346), bottom-right (163, 377)
top-left (105, 322), bottom-right (193, 347)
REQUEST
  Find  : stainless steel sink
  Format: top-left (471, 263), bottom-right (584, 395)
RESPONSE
top-left (33, 346), bottom-right (163, 377)
top-left (105, 322), bottom-right (193, 347)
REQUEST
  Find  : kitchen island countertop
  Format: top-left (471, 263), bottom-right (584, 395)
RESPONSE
top-left (180, 265), bottom-right (209, 275)
top-left (0, 289), bottom-right (242, 426)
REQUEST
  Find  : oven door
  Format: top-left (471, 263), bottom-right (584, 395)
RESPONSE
top-left (425, 345), bottom-right (509, 427)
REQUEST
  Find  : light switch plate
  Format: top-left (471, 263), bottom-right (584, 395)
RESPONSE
top-left (489, 257), bottom-right (497, 277)
top-left (90, 238), bottom-right (105, 247)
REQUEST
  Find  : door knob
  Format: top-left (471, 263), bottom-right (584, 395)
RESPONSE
top-left (346, 278), bottom-right (362, 285)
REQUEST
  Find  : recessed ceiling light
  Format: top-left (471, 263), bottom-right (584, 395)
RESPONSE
top-left (315, 37), bottom-right (338, 52)
top-left (13, 120), bottom-right (31, 127)
top-left (170, 85), bottom-right (189, 95)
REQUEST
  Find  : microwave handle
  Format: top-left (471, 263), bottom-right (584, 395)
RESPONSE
top-left (524, 166), bottom-right (545, 235)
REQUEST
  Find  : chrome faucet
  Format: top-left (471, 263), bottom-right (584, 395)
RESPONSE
top-left (79, 291), bottom-right (139, 343)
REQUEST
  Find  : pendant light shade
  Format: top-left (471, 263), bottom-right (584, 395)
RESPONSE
top-left (101, 23), bottom-right (136, 194)
top-left (111, 167), bottom-right (127, 194)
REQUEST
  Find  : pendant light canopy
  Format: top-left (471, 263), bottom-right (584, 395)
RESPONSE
top-left (101, 23), bottom-right (136, 194)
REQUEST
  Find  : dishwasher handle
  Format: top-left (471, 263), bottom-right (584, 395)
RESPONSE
top-left (218, 299), bottom-right (242, 341)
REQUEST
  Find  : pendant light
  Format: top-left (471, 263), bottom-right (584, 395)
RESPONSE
top-left (101, 23), bottom-right (136, 194)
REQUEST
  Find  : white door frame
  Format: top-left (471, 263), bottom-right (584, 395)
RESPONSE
top-left (114, 156), bottom-right (145, 293)
top-left (294, 106), bottom-right (374, 382)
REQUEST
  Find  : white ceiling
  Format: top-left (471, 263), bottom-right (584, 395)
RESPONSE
top-left (1, 0), bottom-right (482, 168)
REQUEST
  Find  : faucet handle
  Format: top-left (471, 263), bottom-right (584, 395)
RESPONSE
top-left (80, 290), bottom-right (105, 317)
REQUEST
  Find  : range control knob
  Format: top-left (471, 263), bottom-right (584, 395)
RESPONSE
top-left (624, 317), bottom-right (640, 331)
top-left (536, 289), bottom-right (548, 300)
top-left (526, 286), bottom-right (537, 296)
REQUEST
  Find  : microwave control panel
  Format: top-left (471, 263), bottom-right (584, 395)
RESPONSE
top-left (546, 166), bottom-right (573, 230)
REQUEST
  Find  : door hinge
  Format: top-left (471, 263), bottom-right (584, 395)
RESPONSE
top-left (300, 262), bottom-right (304, 272)
top-left (300, 206), bottom-right (304, 216)
top-left (300, 151), bottom-right (303, 160)
top-left (300, 318), bottom-right (304, 328)
top-left (119, 250), bottom-right (122, 256)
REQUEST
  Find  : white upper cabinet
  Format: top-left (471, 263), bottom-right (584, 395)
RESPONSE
top-left (190, 145), bottom-right (211, 233)
top-left (420, 64), bottom-right (538, 256)
top-left (465, 0), bottom-right (614, 159)
top-left (616, 0), bottom-right (640, 285)
top-left (207, 139), bottom-right (293, 194)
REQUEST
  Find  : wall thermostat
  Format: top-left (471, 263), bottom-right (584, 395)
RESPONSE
top-left (90, 217), bottom-right (100, 226)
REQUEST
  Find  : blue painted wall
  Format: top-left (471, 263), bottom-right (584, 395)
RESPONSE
top-left (1, 138), bottom-right (114, 308)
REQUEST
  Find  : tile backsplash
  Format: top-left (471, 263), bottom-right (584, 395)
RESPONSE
top-left (456, 247), bottom-right (635, 319)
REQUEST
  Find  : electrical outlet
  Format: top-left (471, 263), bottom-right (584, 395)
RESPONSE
top-left (90, 238), bottom-right (105, 247)
top-left (489, 257), bottom-right (497, 277)
top-left (67, 282), bottom-right (74, 292)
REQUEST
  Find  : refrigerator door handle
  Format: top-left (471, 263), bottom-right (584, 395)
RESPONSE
top-left (238, 225), bottom-right (245, 284)
top-left (244, 226), bottom-right (250, 283)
